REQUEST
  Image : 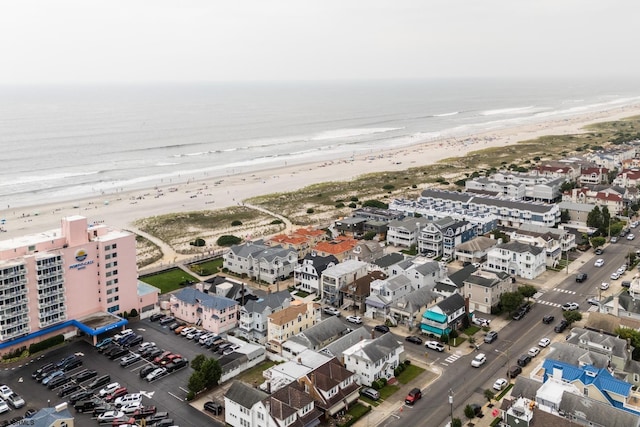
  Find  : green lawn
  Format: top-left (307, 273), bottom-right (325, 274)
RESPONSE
top-left (189, 258), bottom-right (223, 276)
top-left (464, 325), bottom-right (481, 336)
top-left (295, 290), bottom-right (311, 298)
top-left (379, 384), bottom-right (400, 400)
top-left (396, 364), bottom-right (425, 385)
top-left (139, 268), bottom-right (199, 294)
top-left (358, 395), bottom-right (380, 407)
top-left (237, 360), bottom-right (278, 386)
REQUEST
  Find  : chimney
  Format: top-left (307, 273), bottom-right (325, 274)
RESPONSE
top-left (311, 372), bottom-right (316, 387)
top-left (266, 380), bottom-right (271, 393)
top-left (613, 295), bottom-right (620, 316)
top-left (297, 357), bottom-right (302, 365)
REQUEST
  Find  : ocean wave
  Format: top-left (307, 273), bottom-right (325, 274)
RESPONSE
top-left (0, 170), bottom-right (101, 188)
top-left (310, 127), bottom-right (402, 141)
top-left (480, 106), bottom-right (536, 116)
top-left (433, 111), bottom-right (459, 117)
top-left (155, 162), bottom-right (179, 166)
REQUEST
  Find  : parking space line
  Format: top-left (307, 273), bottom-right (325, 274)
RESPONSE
top-left (168, 391), bottom-right (185, 401)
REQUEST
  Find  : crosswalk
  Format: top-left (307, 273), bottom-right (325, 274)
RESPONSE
top-left (553, 288), bottom-right (576, 295)
top-left (533, 288), bottom-right (576, 307)
top-left (536, 300), bottom-right (562, 307)
top-left (441, 352), bottom-right (462, 366)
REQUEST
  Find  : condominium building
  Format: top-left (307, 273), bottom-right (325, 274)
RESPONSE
top-left (0, 216), bottom-right (153, 354)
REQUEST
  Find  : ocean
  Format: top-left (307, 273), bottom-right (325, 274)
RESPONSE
top-left (2, 77), bottom-right (640, 210)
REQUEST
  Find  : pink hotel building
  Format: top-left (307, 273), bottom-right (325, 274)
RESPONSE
top-left (0, 215), bottom-right (158, 355)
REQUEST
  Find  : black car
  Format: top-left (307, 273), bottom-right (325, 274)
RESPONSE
top-left (99, 343), bottom-right (120, 354)
top-left (374, 325), bottom-right (390, 333)
top-left (32, 362), bottom-right (55, 379)
top-left (74, 369), bottom-right (98, 383)
top-left (146, 348), bottom-right (164, 360)
top-left (507, 365), bottom-right (522, 379)
top-left (62, 358), bottom-right (83, 371)
top-left (512, 311), bottom-right (525, 321)
top-left (57, 383), bottom-right (80, 397)
top-left (204, 401), bottom-right (224, 415)
top-left (575, 272), bottom-right (588, 283)
top-left (123, 334), bottom-right (144, 348)
top-left (91, 403), bottom-right (116, 416)
top-left (149, 419), bottom-right (174, 427)
top-left (139, 364), bottom-right (157, 379)
top-left (56, 355), bottom-right (77, 369)
top-left (165, 358), bottom-right (189, 373)
top-left (517, 354), bottom-right (532, 367)
top-left (24, 408), bottom-right (37, 418)
top-left (542, 315), bottom-right (555, 324)
top-left (144, 412), bottom-right (170, 424)
top-left (622, 281), bottom-right (632, 288)
top-left (594, 248), bottom-right (603, 255)
top-left (47, 375), bottom-right (72, 390)
top-left (149, 313), bottom-right (166, 322)
top-left (68, 390), bottom-right (94, 405)
top-left (405, 336), bottom-right (423, 345)
top-left (108, 347), bottom-right (129, 360)
top-left (518, 302), bottom-right (531, 313)
top-left (554, 319), bottom-right (569, 333)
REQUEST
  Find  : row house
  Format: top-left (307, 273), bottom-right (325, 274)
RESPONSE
top-left (579, 166), bottom-right (609, 185)
top-left (312, 236), bottom-right (359, 262)
top-left (267, 302), bottom-right (321, 354)
top-left (342, 332), bottom-right (404, 386)
top-left (420, 293), bottom-right (466, 337)
top-left (169, 287), bottom-right (239, 334)
top-left (223, 240), bottom-right (298, 284)
top-left (365, 275), bottom-right (414, 320)
top-left (320, 259), bottom-right (368, 307)
top-left (534, 162), bottom-right (581, 180)
top-left (613, 168), bottom-right (640, 188)
top-left (454, 236), bottom-right (498, 265)
top-left (352, 207), bottom-right (405, 222)
top-left (464, 270), bottom-right (513, 314)
top-left (485, 241), bottom-right (546, 280)
top-left (563, 187), bottom-right (624, 214)
top-left (282, 316), bottom-right (350, 359)
top-left (293, 253), bottom-right (339, 294)
top-left (387, 257), bottom-right (444, 289)
top-left (334, 217), bottom-right (389, 241)
top-left (396, 189), bottom-right (560, 228)
top-left (237, 290), bottom-right (291, 344)
top-left (266, 234), bottom-right (310, 260)
top-left (507, 224), bottom-right (576, 268)
top-left (370, 252), bottom-right (406, 277)
top-left (465, 172), bottom-right (564, 202)
top-left (340, 270), bottom-right (386, 314)
top-left (434, 264), bottom-right (478, 298)
top-left (386, 217), bottom-right (424, 248)
top-left (417, 217), bottom-right (476, 258)
top-left (588, 146), bottom-right (636, 169)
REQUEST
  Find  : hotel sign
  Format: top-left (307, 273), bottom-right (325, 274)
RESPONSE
top-left (70, 248), bottom-right (94, 270)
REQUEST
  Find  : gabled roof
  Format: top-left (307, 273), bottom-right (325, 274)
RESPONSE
top-left (435, 293), bottom-right (466, 315)
top-left (387, 217), bottom-right (425, 232)
top-left (309, 358), bottom-right (356, 391)
top-left (392, 287), bottom-right (438, 313)
top-left (448, 265), bottom-right (478, 286)
top-left (225, 381), bottom-right (268, 409)
top-left (360, 333), bottom-right (402, 364)
top-left (385, 275), bottom-right (413, 292)
top-left (229, 240), bottom-right (269, 258)
top-left (302, 253), bottom-right (339, 274)
top-left (455, 236), bottom-right (497, 252)
top-left (559, 390), bottom-right (640, 427)
top-left (547, 342), bottom-right (611, 369)
top-left (288, 317), bottom-right (349, 349)
top-left (268, 381), bottom-right (318, 423)
top-left (496, 240), bottom-right (544, 255)
top-left (419, 188), bottom-right (557, 213)
top-left (173, 287), bottom-right (237, 311)
top-left (542, 359), bottom-right (632, 398)
top-left (510, 376), bottom-right (541, 401)
top-left (268, 303), bottom-right (313, 326)
top-left (412, 261), bottom-right (441, 276)
top-left (320, 327), bottom-right (370, 358)
top-left (242, 290), bottom-right (291, 314)
top-left (373, 252), bottom-right (405, 268)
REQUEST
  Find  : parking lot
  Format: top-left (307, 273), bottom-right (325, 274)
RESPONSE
top-left (0, 317), bottom-right (226, 426)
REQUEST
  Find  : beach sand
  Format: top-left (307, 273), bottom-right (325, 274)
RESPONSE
top-left (2, 103), bottom-right (640, 240)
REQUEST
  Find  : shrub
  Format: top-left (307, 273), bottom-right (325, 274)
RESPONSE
top-left (217, 235), bottom-right (242, 246)
top-left (348, 202), bottom-right (357, 208)
top-left (350, 196), bottom-right (359, 202)
top-left (190, 237), bottom-right (205, 247)
top-left (2, 346), bottom-right (26, 360)
top-left (411, 184), bottom-right (417, 188)
top-left (186, 391), bottom-right (195, 401)
top-left (306, 208), bottom-right (315, 214)
top-left (382, 184), bottom-right (395, 190)
top-left (231, 220), bottom-right (243, 226)
top-left (29, 334), bottom-right (64, 355)
top-left (335, 202), bottom-right (345, 208)
top-left (270, 219), bottom-right (283, 225)
top-left (129, 308), bottom-right (139, 317)
top-left (404, 359), bottom-right (411, 366)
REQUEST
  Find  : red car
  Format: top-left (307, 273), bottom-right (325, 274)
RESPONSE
top-left (154, 351), bottom-right (172, 365)
top-left (132, 406), bottom-right (157, 419)
top-left (104, 387), bottom-right (128, 403)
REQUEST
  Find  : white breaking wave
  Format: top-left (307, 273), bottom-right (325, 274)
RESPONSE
top-left (310, 127), bottom-right (401, 141)
top-left (434, 111), bottom-right (459, 117)
top-left (481, 106), bottom-right (536, 116)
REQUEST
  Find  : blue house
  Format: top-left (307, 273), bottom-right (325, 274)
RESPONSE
top-left (420, 293), bottom-right (466, 337)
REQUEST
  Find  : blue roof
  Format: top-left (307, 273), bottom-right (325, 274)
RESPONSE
top-left (542, 359), bottom-right (632, 397)
top-left (174, 287), bottom-right (237, 311)
top-left (423, 311), bottom-right (447, 323)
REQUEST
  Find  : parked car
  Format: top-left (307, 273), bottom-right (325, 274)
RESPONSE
top-left (104, 387), bottom-right (128, 403)
top-left (120, 353), bottom-right (141, 367)
top-left (528, 347), bottom-right (541, 357)
top-left (0, 399), bottom-right (9, 415)
top-left (62, 358), bottom-right (83, 371)
top-left (114, 393), bottom-right (142, 408)
top-left (146, 367), bottom-right (168, 382)
top-left (587, 298), bottom-right (600, 306)
top-left (554, 320), bottom-right (569, 333)
top-left (138, 341), bottom-right (156, 351)
top-left (622, 281), bottom-right (632, 288)
top-left (95, 338), bottom-right (113, 350)
top-left (538, 338), bottom-right (551, 348)
top-left (472, 317), bottom-right (490, 327)
top-left (542, 315), bottom-right (555, 324)
top-left (492, 378), bottom-right (508, 391)
top-left (108, 347), bottom-right (129, 360)
top-left (0, 385), bottom-right (13, 401)
top-left (517, 354), bottom-right (532, 367)
top-left (425, 341), bottom-right (445, 352)
top-left (74, 398), bottom-right (102, 413)
top-left (139, 364), bottom-right (157, 379)
top-left (68, 390), bottom-right (94, 405)
top-left (165, 357), bottom-right (189, 373)
top-left (88, 374), bottom-right (112, 390)
top-left (41, 370), bottom-right (64, 386)
top-left (346, 315), bottom-right (362, 324)
top-left (404, 388), bottom-right (422, 405)
top-left (374, 325), bottom-right (390, 333)
top-left (145, 348), bottom-right (164, 360)
top-left (611, 272), bottom-right (621, 280)
top-left (507, 365), bottom-right (522, 379)
top-left (149, 313), bottom-right (166, 322)
top-left (594, 248), bottom-right (603, 255)
top-left (323, 307), bottom-right (340, 316)
top-left (159, 316), bottom-right (175, 325)
top-left (99, 382), bottom-right (122, 397)
top-left (405, 336), bottom-right (423, 345)
top-left (5, 393), bottom-right (25, 409)
top-left (47, 375), bottom-right (72, 390)
top-left (57, 383), bottom-right (80, 397)
top-left (484, 331), bottom-right (498, 343)
top-left (32, 362), bottom-right (55, 379)
top-left (123, 334), bottom-right (144, 348)
top-left (97, 410), bottom-right (126, 422)
top-left (132, 406), bottom-right (157, 420)
top-left (113, 329), bottom-right (133, 342)
top-left (471, 353), bottom-right (487, 367)
top-left (512, 310), bottom-right (525, 321)
top-left (203, 401), bottom-right (224, 415)
top-left (359, 388), bottom-right (380, 401)
top-left (180, 327), bottom-right (196, 336)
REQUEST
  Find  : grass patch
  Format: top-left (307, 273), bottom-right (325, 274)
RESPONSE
top-left (358, 395), bottom-right (380, 407)
top-left (464, 325), bottom-right (481, 336)
top-left (139, 268), bottom-right (199, 294)
top-left (378, 384), bottom-right (400, 400)
top-left (189, 258), bottom-right (223, 276)
top-left (294, 290), bottom-right (311, 298)
top-left (495, 383), bottom-right (514, 401)
top-left (339, 402), bottom-right (372, 426)
top-left (451, 336), bottom-right (466, 347)
top-left (396, 364), bottom-right (425, 384)
top-left (237, 360), bottom-right (278, 386)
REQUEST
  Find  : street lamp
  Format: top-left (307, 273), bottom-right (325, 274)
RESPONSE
top-left (449, 389), bottom-right (454, 427)
top-left (495, 340), bottom-right (514, 377)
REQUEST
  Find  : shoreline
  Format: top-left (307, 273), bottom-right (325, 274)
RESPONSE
top-left (2, 103), bottom-right (640, 240)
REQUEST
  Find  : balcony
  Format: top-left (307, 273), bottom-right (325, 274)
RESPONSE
top-left (0, 326), bottom-right (30, 340)
top-left (37, 279), bottom-right (64, 291)
top-left (39, 314), bottom-right (66, 329)
top-left (38, 297), bottom-right (65, 310)
top-left (0, 297), bottom-right (29, 310)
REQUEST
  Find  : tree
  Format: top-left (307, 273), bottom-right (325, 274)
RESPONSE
top-left (591, 236), bottom-right (606, 249)
top-left (500, 291), bottom-right (524, 314)
top-left (362, 200), bottom-right (388, 209)
top-left (200, 358), bottom-right (222, 389)
top-left (363, 231), bottom-right (377, 241)
top-left (587, 206), bottom-right (603, 231)
top-left (560, 209), bottom-right (570, 223)
top-left (187, 370), bottom-right (207, 394)
top-left (484, 389), bottom-right (495, 404)
top-left (563, 310), bottom-right (582, 326)
top-left (451, 419), bottom-right (462, 427)
top-left (464, 404), bottom-right (476, 420)
top-left (518, 285), bottom-right (537, 300)
top-left (601, 206), bottom-right (611, 236)
top-left (191, 354), bottom-right (207, 372)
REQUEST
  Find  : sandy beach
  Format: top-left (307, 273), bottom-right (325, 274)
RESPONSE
top-left (2, 103), bottom-right (640, 240)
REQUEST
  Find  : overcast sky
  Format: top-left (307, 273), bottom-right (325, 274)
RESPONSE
top-left (0, 0), bottom-right (637, 84)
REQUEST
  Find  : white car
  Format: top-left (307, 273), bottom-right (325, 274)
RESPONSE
top-left (181, 327), bottom-right (196, 336)
top-left (114, 393), bottom-right (142, 408)
top-left (98, 382), bottom-right (121, 397)
top-left (562, 302), bottom-right (579, 311)
top-left (119, 401), bottom-right (143, 414)
top-left (146, 367), bottom-right (167, 382)
top-left (323, 307), bottom-right (341, 316)
top-left (492, 378), bottom-right (508, 391)
top-left (528, 347), bottom-right (540, 357)
top-left (594, 259), bottom-right (605, 267)
top-left (472, 317), bottom-right (490, 327)
top-left (97, 410), bottom-right (125, 422)
top-left (113, 329), bottom-right (133, 341)
top-left (601, 282), bottom-right (610, 290)
top-left (471, 353), bottom-right (486, 367)
top-left (611, 272), bottom-right (621, 280)
top-left (138, 341), bottom-right (156, 351)
top-left (346, 315), bottom-right (362, 324)
top-left (0, 385), bottom-right (13, 400)
top-left (0, 398), bottom-right (8, 414)
top-left (628, 234), bottom-right (635, 240)
top-left (425, 341), bottom-right (445, 352)
top-left (538, 338), bottom-right (551, 348)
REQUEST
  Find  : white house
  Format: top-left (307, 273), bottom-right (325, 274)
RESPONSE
top-left (342, 332), bottom-right (404, 386)
top-left (485, 241), bottom-right (546, 280)
top-left (507, 224), bottom-right (576, 268)
top-left (237, 290), bottom-right (291, 343)
top-left (223, 240), bottom-right (299, 284)
top-left (386, 217), bottom-right (424, 248)
top-left (293, 253), bottom-right (339, 294)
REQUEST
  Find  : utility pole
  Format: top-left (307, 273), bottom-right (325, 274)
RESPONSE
top-left (449, 389), bottom-right (454, 426)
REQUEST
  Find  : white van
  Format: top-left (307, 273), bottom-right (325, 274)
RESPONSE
top-left (114, 393), bottom-right (142, 407)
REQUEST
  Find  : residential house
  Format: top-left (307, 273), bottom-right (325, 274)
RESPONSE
top-left (557, 201), bottom-right (595, 228)
top-left (237, 290), bottom-right (291, 343)
top-left (420, 293), bottom-right (466, 337)
top-left (507, 224), bottom-right (576, 268)
top-left (454, 236), bottom-right (498, 265)
top-left (370, 253), bottom-right (405, 276)
top-left (299, 358), bottom-right (360, 419)
top-left (386, 217), bottom-right (425, 248)
top-left (563, 187), bottom-right (624, 215)
top-left (342, 332), bottom-right (404, 386)
top-left (613, 168), bottom-right (640, 188)
top-left (388, 287), bottom-right (438, 328)
top-left (346, 240), bottom-right (384, 263)
top-left (266, 234), bottom-right (311, 259)
top-left (434, 264), bottom-right (478, 297)
top-left (267, 382), bottom-right (323, 427)
top-left (352, 207), bottom-right (405, 222)
top-left (203, 276), bottom-right (254, 304)
top-left (312, 236), bottom-right (359, 262)
top-left (464, 270), bottom-right (513, 314)
top-left (224, 240), bottom-right (299, 284)
top-left (417, 216), bottom-right (477, 258)
top-left (579, 167), bottom-right (609, 185)
top-left (224, 381), bottom-right (270, 427)
top-left (261, 349), bottom-right (333, 393)
top-left (485, 241), bottom-right (546, 280)
top-left (169, 287), bottom-right (239, 334)
top-left (390, 257), bottom-right (445, 289)
top-left (320, 259), bottom-right (369, 306)
top-left (282, 317), bottom-right (351, 360)
top-left (339, 270), bottom-right (386, 314)
top-left (267, 302), bottom-right (321, 354)
top-left (365, 274), bottom-right (414, 320)
top-left (535, 162), bottom-right (581, 181)
top-left (465, 172), bottom-right (564, 202)
top-left (334, 217), bottom-right (366, 238)
top-left (319, 327), bottom-right (371, 360)
top-left (293, 253), bottom-right (339, 294)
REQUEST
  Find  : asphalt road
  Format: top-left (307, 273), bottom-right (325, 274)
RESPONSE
top-left (0, 317), bottom-right (224, 427)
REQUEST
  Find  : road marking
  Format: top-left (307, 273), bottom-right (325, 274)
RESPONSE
top-left (533, 291), bottom-right (544, 299)
top-left (168, 391), bottom-right (184, 401)
top-left (587, 305), bottom-right (599, 312)
top-left (537, 300), bottom-right (561, 307)
top-left (444, 353), bottom-right (461, 364)
top-left (554, 288), bottom-right (576, 294)
top-left (140, 390), bottom-right (155, 399)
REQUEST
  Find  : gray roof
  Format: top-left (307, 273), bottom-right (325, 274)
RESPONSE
top-left (455, 236), bottom-right (497, 252)
top-left (434, 281), bottom-right (458, 294)
top-left (510, 376), bottom-right (541, 401)
top-left (320, 327), bottom-right (370, 358)
top-left (243, 290), bottom-right (291, 314)
top-left (464, 274), bottom-right (501, 288)
top-left (617, 293), bottom-right (640, 315)
top-left (518, 223), bottom-right (569, 238)
top-left (393, 287), bottom-right (438, 313)
top-left (412, 261), bottom-right (441, 276)
top-left (420, 188), bottom-right (558, 213)
top-left (287, 316), bottom-right (349, 349)
top-left (547, 342), bottom-right (611, 369)
top-left (229, 240), bottom-right (269, 258)
top-left (566, 327), bottom-right (629, 360)
top-left (448, 264), bottom-right (478, 286)
top-left (361, 332), bottom-right (402, 364)
top-left (173, 287), bottom-right (238, 311)
top-left (436, 293), bottom-right (466, 315)
top-left (373, 252), bottom-right (405, 268)
top-left (497, 240), bottom-right (544, 255)
top-left (388, 217), bottom-right (426, 232)
top-left (386, 275), bottom-right (413, 292)
top-left (559, 391), bottom-right (640, 427)
top-left (225, 381), bottom-right (269, 409)
top-left (558, 200), bottom-right (595, 213)
top-left (302, 253), bottom-right (339, 274)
